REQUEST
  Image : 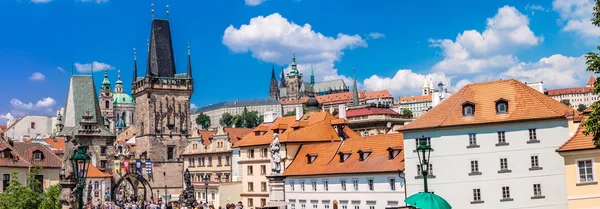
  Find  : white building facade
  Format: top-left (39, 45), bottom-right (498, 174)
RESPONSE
top-left (3, 115), bottom-right (57, 141)
top-left (192, 98), bottom-right (283, 129)
top-left (285, 173), bottom-right (406, 209)
top-left (548, 76), bottom-right (599, 109)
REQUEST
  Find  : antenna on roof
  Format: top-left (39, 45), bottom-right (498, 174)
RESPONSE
top-left (166, 5), bottom-right (170, 20)
top-left (151, 3), bottom-right (155, 19)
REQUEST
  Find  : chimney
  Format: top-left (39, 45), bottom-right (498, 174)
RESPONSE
top-left (338, 104), bottom-right (347, 119)
top-left (295, 106), bottom-right (303, 121)
top-left (264, 111), bottom-right (276, 123)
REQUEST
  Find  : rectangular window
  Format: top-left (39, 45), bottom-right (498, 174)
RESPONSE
top-left (248, 182), bottom-right (254, 192)
top-left (472, 188), bottom-right (481, 201)
top-left (261, 182), bottom-right (267, 192)
top-left (34, 175), bottom-right (43, 191)
top-left (533, 184), bottom-right (542, 197)
top-left (367, 179), bottom-right (374, 191)
top-left (100, 160), bottom-right (107, 169)
top-left (208, 157), bottom-right (213, 166)
top-left (248, 198), bottom-right (253, 207)
top-left (300, 181), bottom-right (305, 191)
top-left (471, 160), bottom-right (479, 172)
top-left (578, 160), bottom-right (595, 182)
top-left (291, 204), bottom-right (296, 209)
top-left (34, 152), bottom-right (42, 161)
top-left (352, 179), bottom-right (359, 191)
top-left (218, 156), bottom-right (222, 166)
top-left (3, 174), bottom-right (9, 191)
top-left (323, 180), bottom-right (329, 191)
top-left (529, 129), bottom-right (537, 141)
top-left (261, 165), bottom-right (266, 175)
top-left (502, 186), bottom-right (511, 199)
top-left (31, 122), bottom-right (35, 129)
top-left (468, 133), bottom-right (477, 145)
top-left (389, 178), bottom-right (396, 191)
top-left (341, 179), bottom-right (347, 191)
top-left (498, 131), bottom-right (506, 143)
top-left (261, 199), bottom-right (266, 207)
top-left (301, 204), bottom-right (306, 209)
top-left (249, 149), bottom-right (255, 158)
top-left (313, 205), bottom-right (318, 209)
top-left (200, 157), bottom-right (205, 167)
top-left (167, 146), bottom-right (175, 160)
top-left (225, 156), bottom-right (230, 165)
top-left (311, 181), bottom-right (317, 191)
top-left (290, 181), bottom-right (295, 191)
top-left (247, 166), bottom-right (253, 175)
top-left (369, 207), bottom-right (375, 209)
top-left (354, 206), bottom-right (359, 209)
top-left (100, 146), bottom-right (107, 156)
top-left (500, 158), bottom-right (508, 170)
top-left (262, 148), bottom-right (268, 158)
top-left (342, 206), bottom-right (348, 209)
top-left (531, 156), bottom-right (539, 168)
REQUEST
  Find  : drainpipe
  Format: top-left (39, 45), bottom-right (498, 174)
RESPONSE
top-left (398, 170), bottom-right (407, 207)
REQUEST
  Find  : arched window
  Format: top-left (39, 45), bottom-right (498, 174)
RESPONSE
top-left (94, 181), bottom-right (99, 190)
top-left (462, 102), bottom-right (475, 116)
top-left (105, 100), bottom-right (109, 109)
top-left (495, 99), bottom-right (509, 114)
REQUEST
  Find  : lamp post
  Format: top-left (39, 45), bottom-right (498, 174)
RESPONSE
top-left (72, 145), bottom-right (90, 209)
top-left (203, 175), bottom-right (209, 205)
top-left (416, 137), bottom-right (432, 193)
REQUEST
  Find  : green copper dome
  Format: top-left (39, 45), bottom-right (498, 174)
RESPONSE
top-left (113, 92), bottom-right (135, 104)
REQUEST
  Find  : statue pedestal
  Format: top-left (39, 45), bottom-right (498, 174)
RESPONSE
top-left (59, 180), bottom-right (78, 209)
top-left (264, 174), bottom-right (288, 209)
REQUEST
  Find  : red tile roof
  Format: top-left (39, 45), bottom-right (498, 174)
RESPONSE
top-left (587, 75), bottom-right (596, 86)
top-left (233, 112), bottom-right (360, 147)
top-left (364, 90), bottom-right (393, 100)
top-left (13, 142), bottom-right (62, 168)
top-left (0, 138), bottom-right (32, 168)
top-left (283, 133), bottom-right (404, 176)
top-left (547, 87), bottom-right (593, 96)
top-left (398, 95), bottom-right (432, 103)
top-left (117, 127), bottom-right (136, 144)
top-left (86, 164), bottom-right (112, 178)
top-left (0, 125), bottom-right (6, 133)
top-left (341, 107), bottom-right (400, 118)
top-left (281, 90), bottom-right (393, 106)
top-left (45, 137), bottom-right (65, 152)
top-left (224, 128), bottom-right (252, 144)
top-left (399, 79), bottom-right (574, 131)
top-left (557, 116), bottom-right (599, 152)
top-left (198, 130), bottom-right (216, 145)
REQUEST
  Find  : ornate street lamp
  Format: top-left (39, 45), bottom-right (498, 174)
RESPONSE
top-left (203, 175), bottom-right (210, 205)
top-left (416, 136), bottom-right (432, 193)
top-left (72, 145), bottom-right (90, 209)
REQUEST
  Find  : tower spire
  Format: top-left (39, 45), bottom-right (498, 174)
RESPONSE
top-left (166, 5), bottom-right (170, 20)
top-left (310, 65), bottom-right (315, 87)
top-left (352, 67), bottom-right (359, 106)
top-left (280, 68), bottom-right (287, 87)
top-left (132, 48), bottom-right (137, 84)
top-left (151, 3), bottom-right (155, 19)
top-left (269, 65), bottom-right (279, 100)
top-left (187, 43), bottom-right (192, 79)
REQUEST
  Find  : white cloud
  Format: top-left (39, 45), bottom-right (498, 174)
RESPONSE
top-left (0, 113), bottom-right (14, 125)
top-left (79, 0), bottom-right (108, 3)
top-left (368, 32), bottom-right (385, 39)
top-left (245, 0), bottom-right (266, 6)
top-left (35, 97), bottom-right (56, 108)
top-left (223, 13), bottom-right (366, 82)
top-left (525, 4), bottom-right (547, 15)
top-left (501, 54), bottom-right (589, 88)
top-left (74, 61), bottom-right (114, 73)
top-left (362, 69), bottom-right (468, 97)
top-left (8, 97), bottom-right (56, 116)
top-left (29, 72), bottom-right (45, 81)
top-left (430, 6), bottom-right (540, 74)
top-left (57, 66), bottom-right (65, 72)
top-left (31, 0), bottom-right (52, 3)
top-left (553, 0), bottom-right (600, 38)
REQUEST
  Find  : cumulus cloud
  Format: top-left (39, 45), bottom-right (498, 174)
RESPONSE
top-left (501, 54), bottom-right (589, 88)
top-left (0, 113), bottom-right (14, 124)
top-left (362, 69), bottom-right (469, 97)
top-left (29, 72), bottom-right (45, 81)
top-left (553, 0), bottom-right (600, 39)
top-left (75, 61), bottom-right (114, 73)
top-left (430, 6), bottom-right (540, 74)
top-left (8, 97), bottom-right (57, 117)
top-left (57, 66), bottom-right (65, 72)
top-left (525, 4), bottom-right (547, 15)
top-left (31, 0), bottom-right (52, 3)
top-left (223, 13), bottom-right (366, 82)
top-left (368, 32), bottom-right (385, 39)
top-left (245, 0), bottom-right (265, 6)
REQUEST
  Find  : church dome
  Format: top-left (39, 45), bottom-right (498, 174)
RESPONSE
top-left (306, 95), bottom-right (320, 113)
top-left (113, 93), bottom-right (135, 104)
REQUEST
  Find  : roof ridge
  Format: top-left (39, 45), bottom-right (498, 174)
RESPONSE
top-left (516, 80), bottom-right (566, 117)
top-left (438, 83), bottom-right (469, 126)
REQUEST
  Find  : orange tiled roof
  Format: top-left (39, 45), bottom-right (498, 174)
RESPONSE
top-left (224, 128), bottom-right (252, 144)
top-left (0, 125), bottom-right (6, 133)
top-left (233, 112), bottom-right (359, 147)
top-left (341, 107), bottom-right (400, 118)
top-left (364, 90), bottom-right (393, 100)
top-left (398, 95), bottom-right (432, 103)
top-left (45, 137), bottom-right (65, 151)
top-left (547, 87), bottom-right (593, 96)
top-left (13, 142), bottom-right (62, 168)
top-left (281, 90), bottom-right (392, 106)
top-left (557, 116), bottom-right (599, 152)
top-left (0, 137), bottom-right (32, 168)
top-left (399, 79), bottom-right (574, 131)
top-left (283, 133), bottom-right (404, 176)
top-left (86, 164), bottom-right (112, 178)
top-left (198, 130), bottom-right (216, 145)
top-left (587, 75), bottom-right (596, 86)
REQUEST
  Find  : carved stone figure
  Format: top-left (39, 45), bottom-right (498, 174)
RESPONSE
top-left (179, 169), bottom-right (197, 207)
top-left (270, 133), bottom-right (281, 174)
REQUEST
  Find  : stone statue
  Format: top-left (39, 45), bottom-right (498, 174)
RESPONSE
top-left (59, 131), bottom-right (80, 208)
top-left (270, 133), bottom-right (281, 174)
top-left (179, 169), bottom-right (197, 207)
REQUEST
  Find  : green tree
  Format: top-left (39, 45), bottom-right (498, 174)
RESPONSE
top-left (583, 0), bottom-right (600, 146)
top-left (561, 99), bottom-right (571, 106)
top-left (220, 113), bottom-right (234, 127)
top-left (283, 110), bottom-right (296, 117)
top-left (0, 169), bottom-right (42, 209)
top-left (195, 112), bottom-right (211, 130)
top-left (578, 104), bottom-right (587, 112)
top-left (402, 108), bottom-right (414, 118)
top-left (38, 185), bottom-right (61, 209)
top-left (232, 114), bottom-right (244, 128)
top-left (244, 111), bottom-right (260, 128)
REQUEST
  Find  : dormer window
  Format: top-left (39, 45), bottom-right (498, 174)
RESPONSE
top-left (462, 102), bottom-right (475, 116)
top-left (338, 151), bottom-right (351, 162)
top-left (33, 150), bottom-right (43, 161)
top-left (358, 149), bottom-right (373, 161)
top-left (306, 153), bottom-right (318, 164)
top-left (495, 99), bottom-right (509, 114)
top-left (387, 146), bottom-right (402, 159)
top-left (3, 149), bottom-right (10, 159)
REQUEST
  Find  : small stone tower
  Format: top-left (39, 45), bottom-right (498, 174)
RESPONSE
top-left (99, 69), bottom-right (114, 130)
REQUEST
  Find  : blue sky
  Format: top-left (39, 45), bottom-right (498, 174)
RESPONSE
top-left (0, 0), bottom-right (598, 123)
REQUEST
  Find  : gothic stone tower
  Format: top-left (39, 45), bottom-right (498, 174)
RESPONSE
top-left (132, 18), bottom-right (193, 198)
top-left (286, 53), bottom-right (303, 100)
top-left (100, 69), bottom-right (115, 131)
top-left (269, 65), bottom-right (279, 100)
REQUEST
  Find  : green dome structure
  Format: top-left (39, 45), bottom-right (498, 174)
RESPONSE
top-left (112, 70), bottom-right (135, 104)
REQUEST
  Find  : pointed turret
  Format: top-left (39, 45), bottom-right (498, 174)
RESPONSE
top-left (147, 19), bottom-right (177, 77)
top-left (145, 42), bottom-right (152, 78)
top-left (269, 65), bottom-right (279, 100)
top-left (352, 68), bottom-right (359, 106)
top-left (115, 70), bottom-right (124, 93)
top-left (132, 48), bottom-right (138, 84)
top-left (280, 68), bottom-right (287, 87)
top-left (310, 65), bottom-right (315, 87)
top-left (187, 44), bottom-right (192, 78)
top-left (100, 69), bottom-right (111, 92)
top-left (288, 52), bottom-right (302, 76)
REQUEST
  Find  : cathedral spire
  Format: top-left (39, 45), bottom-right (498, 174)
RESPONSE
top-left (310, 65), bottom-right (315, 87)
top-left (352, 68), bottom-right (359, 106)
top-left (269, 65), bottom-right (279, 100)
top-left (132, 48), bottom-right (137, 84)
top-left (187, 44), bottom-right (192, 79)
top-left (280, 68), bottom-right (287, 88)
